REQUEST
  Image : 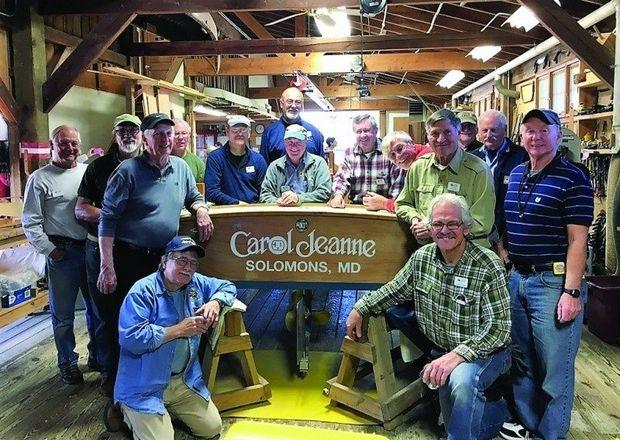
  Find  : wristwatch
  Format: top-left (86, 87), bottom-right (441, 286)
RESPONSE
top-left (563, 288), bottom-right (581, 298)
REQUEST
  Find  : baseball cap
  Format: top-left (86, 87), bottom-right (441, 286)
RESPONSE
top-left (113, 113), bottom-right (141, 128)
top-left (426, 108), bottom-right (459, 128)
top-left (227, 115), bottom-right (252, 127)
top-left (457, 111), bottom-right (477, 125)
top-left (140, 113), bottom-right (174, 131)
top-left (164, 236), bottom-right (206, 258)
top-left (284, 124), bottom-right (308, 141)
top-left (522, 108), bottom-right (561, 126)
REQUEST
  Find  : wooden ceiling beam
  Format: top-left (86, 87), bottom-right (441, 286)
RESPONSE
top-left (517, 0), bottom-right (613, 87)
top-left (40, 0), bottom-right (517, 15)
top-left (249, 83), bottom-right (451, 99)
top-left (0, 76), bottom-right (19, 125)
top-left (233, 11), bottom-right (290, 58)
top-left (42, 12), bottom-right (136, 112)
top-left (185, 52), bottom-right (496, 76)
top-left (128, 31), bottom-right (534, 56)
top-left (45, 25), bottom-right (127, 66)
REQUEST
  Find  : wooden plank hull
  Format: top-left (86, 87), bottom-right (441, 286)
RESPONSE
top-left (180, 204), bottom-right (416, 288)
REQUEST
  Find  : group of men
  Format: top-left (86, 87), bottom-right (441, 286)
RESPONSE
top-left (347, 107), bottom-right (593, 440)
top-left (21, 84), bottom-right (593, 439)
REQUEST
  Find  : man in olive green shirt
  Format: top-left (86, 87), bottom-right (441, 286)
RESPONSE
top-left (347, 193), bottom-right (511, 439)
top-left (172, 119), bottom-right (206, 183)
top-left (396, 109), bottom-right (495, 248)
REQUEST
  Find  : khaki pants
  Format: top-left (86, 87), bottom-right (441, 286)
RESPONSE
top-left (121, 375), bottom-right (221, 440)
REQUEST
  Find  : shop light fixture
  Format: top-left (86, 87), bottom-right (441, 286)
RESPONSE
top-left (194, 105), bottom-right (227, 117)
top-left (503, 1), bottom-right (561, 32)
top-left (468, 45), bottom-right (502, 62)
top-left (437, 70), bottom-right (465, 89)
top-left (314, 7), bottom-right (351, 38)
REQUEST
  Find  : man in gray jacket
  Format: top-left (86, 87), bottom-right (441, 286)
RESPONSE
top-left (260, 124), bottom-right (331, 205)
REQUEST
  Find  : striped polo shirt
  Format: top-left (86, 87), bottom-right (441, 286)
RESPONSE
top-left (504, 154), bottom-right (593, 265)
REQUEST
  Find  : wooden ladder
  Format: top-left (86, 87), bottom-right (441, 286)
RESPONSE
top-left (326, 315), bottom-right (427, 430)
top-left (206, 310), bottom-right (271, 411)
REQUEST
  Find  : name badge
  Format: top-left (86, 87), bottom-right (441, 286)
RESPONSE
top-left (553, 262), bottom-right (566, 275)
top-left (376, 178), bottom-right (386, 186)
top-left (454, 276), bottom-right (468, 288)
top-left (447, 182), bottom-right (461, 192)
top-left (245, 166), bottom-right (255, 173)
top-left (503, 175), bottom-right (510, 185)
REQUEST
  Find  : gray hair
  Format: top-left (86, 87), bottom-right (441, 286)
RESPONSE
top-left (380, 131), bottom-right (412, 156)
top-left (425, 109), bottom-right (461, 133)
top-left (426, 193), bottom-right (473, 227)
top-left (50, 125), bottom-right (81, 143)
top-left (479, 109), bottom-right (507, 128)
top-left (352, 113), bottom-right (378, 131)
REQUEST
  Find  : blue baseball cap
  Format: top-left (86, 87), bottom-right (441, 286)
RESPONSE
top-left (164, 236), bottom-right (205, 258)
top-left (523, 108), bottom-right (561, 126)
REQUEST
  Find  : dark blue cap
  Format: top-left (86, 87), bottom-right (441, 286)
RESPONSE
top-left (523, 108), bottom-right (561, 126)
top-left (164, 236), bottom-right (205, 258)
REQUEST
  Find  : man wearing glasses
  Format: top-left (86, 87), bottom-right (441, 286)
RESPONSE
top-left (260, 87), bottom-right (324, 164)
top-left (75, 113), bottom-right (143, 395)
top-left (172, 119), bottom-right (205, 183)
top-left (97, 113), bottom-right (213, 395)
top-left (105, 236), bottom-right (236, 438)
top-left (346, 193), bottom-right (511, 440)
top-left (205, 115), bottom-right (267, 205)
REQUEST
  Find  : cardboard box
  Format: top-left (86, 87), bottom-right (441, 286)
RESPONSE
top-left (1, 285), bottom-right (35, 308)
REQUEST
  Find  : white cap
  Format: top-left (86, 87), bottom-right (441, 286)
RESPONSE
top-left (227, 115), bottom-right (252, 127)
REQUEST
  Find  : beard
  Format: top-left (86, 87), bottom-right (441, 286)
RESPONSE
top-left (118, 139), bottom-right (140, 154)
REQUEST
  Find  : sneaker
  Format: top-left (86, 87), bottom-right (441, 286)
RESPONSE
top-left (87, 356), bottom-right (101, 372)
top-left (60, 364), bottom-right (84, 385)
top-left (103, 399), bottom-right (129, 433)
top-left (500, 421), bottom-right (535, 439)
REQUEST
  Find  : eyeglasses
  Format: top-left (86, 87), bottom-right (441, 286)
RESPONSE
top-left (174, 131), bottom-right (190, 137)
top-left (230, 127), bottom-right (250, 134)
top-left (56, 140), bottom-right (80, 148)
top-left (429, 221), bottom-right (463, 231)
top-left (115, 127), bottom-right (140, 136)
top-left (171, 256), bottom-right (199, 270)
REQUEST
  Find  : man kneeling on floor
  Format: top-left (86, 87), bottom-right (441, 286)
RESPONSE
top-left (345, 193), bottom-right (512, 440)
top-left (106, 235), bottom-right (236, 439)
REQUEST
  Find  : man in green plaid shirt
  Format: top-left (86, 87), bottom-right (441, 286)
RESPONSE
top-left (346, 193), bottom-right (511, 440)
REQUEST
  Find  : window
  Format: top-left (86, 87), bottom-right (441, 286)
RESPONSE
top-left (538, 75), bottom-right (550, 109)
top-left (551, 69), bottom-right (566, 114)
top-left (569, 64), bottom-right (579, 112)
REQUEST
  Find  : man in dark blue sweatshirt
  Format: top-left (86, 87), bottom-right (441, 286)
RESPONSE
top-left (205, 115), bottom-right (267, 205)
top-left (259, 87), bottom-right (324, 164)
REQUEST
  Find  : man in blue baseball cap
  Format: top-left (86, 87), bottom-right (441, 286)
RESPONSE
top-left (105, 235), bottom-right (236, 439)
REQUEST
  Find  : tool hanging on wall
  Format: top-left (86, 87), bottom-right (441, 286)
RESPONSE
top-left (584, 153), bottom-right (611, 197)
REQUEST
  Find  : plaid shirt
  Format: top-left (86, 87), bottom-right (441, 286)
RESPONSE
top-left (355, 242), bottom-right (511, 361)
top-left (332, 145), bottom-right (405, 203)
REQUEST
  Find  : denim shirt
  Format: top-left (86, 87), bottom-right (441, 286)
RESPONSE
top-left (114, 271), bottom-right (237, 414)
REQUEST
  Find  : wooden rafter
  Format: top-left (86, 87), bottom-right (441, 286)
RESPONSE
top-left (249, 83), bottom-right (451, 99)
top-left (517, 0), bottom-right (613, 87)
top-left (0, 76), bottom-right (18, 125)
top-left (40, 0), bottom-right (513, 15)
top-left (127, 31), bottom-right (536, 56)
top-left (185, 52), bottom-right (496, 76)
top-left (42, 12), bottom-right (136, 112)
top-left (234, 12), bottom-right (289, 59)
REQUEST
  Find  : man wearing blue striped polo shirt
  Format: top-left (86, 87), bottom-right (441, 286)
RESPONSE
top-left (501, 109), bottom-right (593, 440)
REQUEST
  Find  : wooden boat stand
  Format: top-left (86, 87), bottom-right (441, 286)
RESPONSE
top-left (205, 310), bottom-right (272, 411)
top-left (325, 314), bottom-right (427, 430)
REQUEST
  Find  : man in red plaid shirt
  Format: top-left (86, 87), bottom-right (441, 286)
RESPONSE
top-left (329, 114), bottom-right (405, 209)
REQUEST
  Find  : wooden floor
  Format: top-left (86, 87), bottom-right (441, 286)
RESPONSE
top-left (0, 288), bottom-right (619, 439)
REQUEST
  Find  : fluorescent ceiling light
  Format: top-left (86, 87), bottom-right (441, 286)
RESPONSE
top-left (314, 7), bottom-right (351, 38)
top-left (503, 1), bottom-right (560, 32)
top-left (193, 105), bottom-right (227, 117)
top-left (468, 45), bottom-right (502, 62)
top-left (437, 70), bottom-right (465, 89)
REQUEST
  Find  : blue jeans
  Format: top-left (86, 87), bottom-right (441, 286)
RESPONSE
top-left (508, 270), bottom-right (584, 440)
top-left (85, 239), bottom-right (112, 374)
top-left (46, 240), bottom-right (100, 369)
top-left (438, 348), bottom-right (511, 440)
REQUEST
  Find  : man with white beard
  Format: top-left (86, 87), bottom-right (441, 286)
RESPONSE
top-left (75, 113), bottom-right (143, 396)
